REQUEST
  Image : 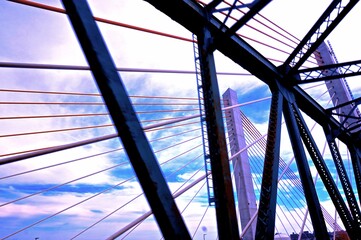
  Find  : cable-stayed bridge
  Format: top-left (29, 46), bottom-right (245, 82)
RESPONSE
top-left (0, 0), bottom-right (361, 239)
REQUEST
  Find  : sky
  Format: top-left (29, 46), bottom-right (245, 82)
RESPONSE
top-left (0, 0), bottom-right (360, 239)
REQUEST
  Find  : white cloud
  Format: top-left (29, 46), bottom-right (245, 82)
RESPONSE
top-left (1, 0), bottom-right (359, 239)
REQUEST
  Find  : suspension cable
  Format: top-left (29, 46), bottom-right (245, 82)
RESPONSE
top-left (77, 167), bottom-right (206, 239)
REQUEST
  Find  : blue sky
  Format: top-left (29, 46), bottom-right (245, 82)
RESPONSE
top-left (0, 0), bottom-right (361, 239)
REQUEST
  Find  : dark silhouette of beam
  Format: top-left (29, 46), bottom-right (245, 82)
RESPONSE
top-left (284, 0), bottom-right (359, 71)
top-left (226, 0), bottom-right (272, 36)
top-left (255, 89), bottom-right (283, 239)
top-left (283, 101), bottom-right (330, 240)
top-left (197, 27), bottom-right (240, 240)
top-left (143, 0), bottom-right (356, 145)
top-left (297, 59), bottom-right (361, 83)
top-left (61, 1), bottom-right (191, 239)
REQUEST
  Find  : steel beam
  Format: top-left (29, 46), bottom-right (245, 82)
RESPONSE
top-left (61, 1), bottom-right (191, 239)
top-left (205, 0), bottom-right (224, 12)
top-left (339, 105), bottom-right (361, 133)
top-left (226, 0), bottom-right (272, 36)
top-left (292, 104), bottom-right (357, 238)
top-left (349, 144), bottom-right (361, 206)
top-left (143, 0), bottom-right (357, 146)
top-left (219, 0), bottom-right (239, 31)
top-left (284, 0), bottom-right (359, 71)
top-left (324, 127), bottom-right (361, 229)
top-left (197, 27), bottom-right (240, 239)
top-left (292, 86), bottom-right (356, 144)
top-left (143, 0), bottom-right (279, 83)
top-left (255, 89), bottom-right (283, 240)
top-left (283, 101), bottom-right (330, 240)
top-left (214, 2), bottom-right (257, 13)
top-left (297, 59), bottom-right (361, 83)
top-left (326, 97), bottom-right (361, 113)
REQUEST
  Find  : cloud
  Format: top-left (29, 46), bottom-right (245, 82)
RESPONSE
top-left (1, 0), bottom-right (359, 239)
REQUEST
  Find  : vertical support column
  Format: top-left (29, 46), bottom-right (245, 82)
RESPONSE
top-left (255, 89), bottom-right (283, 240)
top-left (283, 101), bottom-right (330, 240)
top-left (61, 1), bottom-right (191, 239)
top-left (223, 88), bottom-right (257, 239)
top-left (197, 28), bottom-right (240, 239)
top-left (193, 33), bottom-right (214, 205)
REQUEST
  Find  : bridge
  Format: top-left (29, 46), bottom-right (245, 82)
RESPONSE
top-left (0, 0), bottom-right (361, 239)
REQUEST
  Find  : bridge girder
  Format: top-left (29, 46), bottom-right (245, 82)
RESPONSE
top-left (143, 0), bottom-right (360, 142)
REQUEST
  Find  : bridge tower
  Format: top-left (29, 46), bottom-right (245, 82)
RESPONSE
top-left (223, 88), bottom-right (257, 240)
top-left (316, 41), bottom-right (361, 130)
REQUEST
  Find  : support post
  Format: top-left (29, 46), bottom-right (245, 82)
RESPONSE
top-left (61, 1), bottom-right (190, 239)
top-left (255, 89), bottom-right (283, 240)
top-left (283, 101), bottom-right (330, 240)
top-left (223, 88), bottom-right (257, 239)
top-left (197, 28), bottom-right (240, 239)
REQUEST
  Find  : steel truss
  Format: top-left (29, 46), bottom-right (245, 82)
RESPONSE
top-left (295, 104), bottom-right (360, 239)
top-left (62, 0), bottom-right (361, 238)
top-left (283, 0), bottom-right (359, 71)
top-left (324, 127), bottom-right (361, 227)
top-left (297, 59), bottom-right (361, 83)
top-left (196, 27), bottom-right (240, 239)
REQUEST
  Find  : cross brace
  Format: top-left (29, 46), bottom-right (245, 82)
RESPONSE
top-left (143, 0), bottom-right (358, 145)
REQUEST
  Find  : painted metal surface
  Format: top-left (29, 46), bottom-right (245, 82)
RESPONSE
top-left (61, 1), bottom-right (191, 239)
top-left (293, 104), bottom-right (357, 238)
top-left (325, 127), bottom-right (361, 233)
top-left (225, 0), bottom-right (272, 36)
top-left (283, 0), bottom-right (359, 71)
top-left (193, 33), bottom-right (215, 205)
top-left (60, 0), bottom-right (361, 238)
top-left (143, 0), bottom-right (356, 146)
top-left (197, 27), bottom-right (240, 239)
top-left (349, 145), bottom-right (361, 206)
top-left (255, 90), bottom-right (283, 240)
top-left (283, 101), bottom-right (330, 240)
top-left (297, 59), bottom-right (361, 83)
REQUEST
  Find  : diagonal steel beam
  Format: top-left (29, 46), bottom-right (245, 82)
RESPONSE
top-left (345, 122), bottom-right (361, 134)
top-left (214, 2), bottom-right (258, 13)
top-left (143, 0), bottom-right (279, 83)
top-left (255, 89), bottom-right (283, 240)
top-left (143, 0), bottom-right (356, 145)
top-left (61, 1), bottom-right (191, 239)
top-left (283, 100), bottom-right (330, 240)
top-left (292, 86), bottom-right (356, 144)
top-left (324, 126), bottom-right (361, 231)
top-left (205, 0), bottom-right (224, 12)
top-left (349, 144), bottom-right (361, 206)
top-left (226, 0), bottom-right (272, 36)
top-left (219, 0), bottom-right (238, 30)
top-left (326, 97), bottom-right (361, 113)
top-left (283, 0), bottom-right (359, 71)
top-left (292, 103), bottom-right (357, 238)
